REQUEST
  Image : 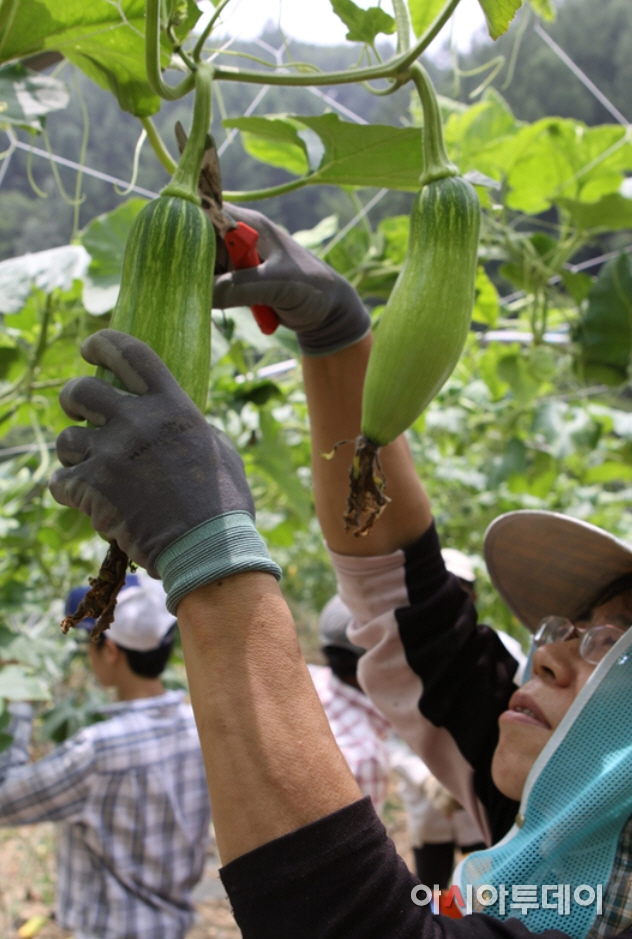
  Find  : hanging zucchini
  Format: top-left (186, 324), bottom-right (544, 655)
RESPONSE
top-left (62, 66), bottom-right (215, 639)
top-left (100, 66), bottom-right (215, 409)
top-left (344, 63), bottom-right (481, 536)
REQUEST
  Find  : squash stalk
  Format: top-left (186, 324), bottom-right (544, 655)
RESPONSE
top-left (344, 67), bottom-right (480, 536)
top-left (161, 65), bottom-right (212, 204)
top-left (410, 62), bottom-right (458, 187)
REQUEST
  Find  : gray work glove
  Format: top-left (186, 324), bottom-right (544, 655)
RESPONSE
top-left (49, 330), bottom-right (280, 613)
top-left (212, 204), bottom-right (371, 356)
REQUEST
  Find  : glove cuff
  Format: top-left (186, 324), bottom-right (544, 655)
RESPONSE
top-left (156, 511), bottom-right (282, 614)
top-left (298, 321), bottom-right (372, 358)
top-left (298, 287), bottom-right (372, 357)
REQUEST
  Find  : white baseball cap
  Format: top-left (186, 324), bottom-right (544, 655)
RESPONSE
top-left (66, 571), bottom-right (176, 652)
top-left (318, 594), bottom-right (365, 656)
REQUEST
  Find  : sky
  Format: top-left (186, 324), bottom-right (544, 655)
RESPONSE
top-left (197, 0), bottom-right (489, 52)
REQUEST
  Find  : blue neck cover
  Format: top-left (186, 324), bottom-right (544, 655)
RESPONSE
top-left (456, 630), bottom-right (632, 938)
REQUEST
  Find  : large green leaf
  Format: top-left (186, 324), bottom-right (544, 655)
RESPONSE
top-left (224, 116), bottom-right (310, 176)
top-left (0, 0), bottom-right (199, 117)
top-left (478, 0), bottom-right (524, 39)
top-left (444, 89), bottom-right (521, 176)
top-left (0, 665), bottom-right (50, 701)
top-left (253, 410), bottom-right (312, 524)
top-left (573, 254), bottom-right (632, 386)
top-left (555, 193), bottom-right (632, 232)
top-left (299, 113), bottom-right (423, 187)
top-left (445, 98), bottom-right (632, 213)
top-left (230, 103), bottom-right (632, 207)
top-left (0, 245), bottom-right (89, 314)
top-left (329, 0), bottom-right (395, 44)
top-left (482, 120), bottom-right (632, 214)
top-left (528, 0), bottom-right (555, 20)
top-left (80, 198), bottom-right (148, 314)
top-left (227, 113), bottom-right (423, 190)
top-left (408, 0), bottom-right (447, 39)
top-left (0, 62), bottom-right (68, 130)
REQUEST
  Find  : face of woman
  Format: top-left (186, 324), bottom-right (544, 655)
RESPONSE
top-left (491, 589), bottom-right (632, 801)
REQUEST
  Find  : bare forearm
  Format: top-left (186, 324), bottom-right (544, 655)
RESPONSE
top-left (302, 336), bottom-right (432, 556)
top-left (177, 572), bottom-right (363, 864)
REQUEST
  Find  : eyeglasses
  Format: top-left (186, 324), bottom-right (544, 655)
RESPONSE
top-left (534, 616), bottom-right (627, 665)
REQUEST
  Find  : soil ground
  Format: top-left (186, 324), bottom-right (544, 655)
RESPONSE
top-left (0, 777), bottom-right (416, 938)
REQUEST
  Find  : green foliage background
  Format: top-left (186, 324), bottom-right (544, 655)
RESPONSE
top-left (0, 0), bottom-right (631, 745)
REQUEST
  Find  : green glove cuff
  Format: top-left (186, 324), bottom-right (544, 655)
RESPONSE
top-left (156, 511), bottom-right (282, 614)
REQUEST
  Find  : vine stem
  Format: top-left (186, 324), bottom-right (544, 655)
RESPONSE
top-left (141, 116), bottom-right (177, 174)
top-left (23, 293), bottom-right (54, 396)
top-left (145, 0), bottom-right (196, 101)
top-left (161, 65), bottom-right (212, 203)
top-left (193, 0), bottom-right (234, 62)
top-left (409, 62), bottom-right (458, 186)
top-left (391, 0), bottom-right (412, 54)
top-left (210, 0), bottom-right (462, 88)
top-left (223, 175), bottom-right (311, 202)
top-left (115, 126), bottom-right (147, 195)
top-left (71, 67), bottom-right (90, 240)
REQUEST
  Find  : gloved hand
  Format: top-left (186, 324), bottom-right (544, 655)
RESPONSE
top-left (49, 329), bottom-right (280, 613)
top-left (212, 204), bottom-right (371, 356)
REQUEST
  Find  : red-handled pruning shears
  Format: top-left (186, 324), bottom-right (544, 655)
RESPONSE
top-left (175, 123), bottom-right (280, 335)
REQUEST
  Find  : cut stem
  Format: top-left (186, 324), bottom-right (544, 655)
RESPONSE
top-left (343, 436), bottom-right (391, 536)
top-left (60, 541), bottom-right (135, 640)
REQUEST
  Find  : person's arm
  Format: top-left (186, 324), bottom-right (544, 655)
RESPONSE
top-left (0, 724), bottom-right (95, 826)
top-left (332, 523), bottom-right (521, 846)
top-left (213, 212), bottom-right (518, 840)
top-left (177, 572), bottom-right (362, 864)
top-left (302, 336), bottom-right (432, 556)
top-left (211, 204), bottom-right (432, 555)
top-left (49, 331), bottom-right (362, 865)
top-left (0, 703), bottom-right (33, 782)
top-left (46, 331), bottom-right (584, 939)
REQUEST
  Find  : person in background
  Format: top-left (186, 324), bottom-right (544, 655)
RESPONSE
top-left (0, 572), bottom-right (210, 939)
top-left (309, 594), bottom-right (391, 814)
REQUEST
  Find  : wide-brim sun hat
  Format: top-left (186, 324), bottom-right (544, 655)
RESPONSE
top-left (484, 510), bottom-right (632, 632)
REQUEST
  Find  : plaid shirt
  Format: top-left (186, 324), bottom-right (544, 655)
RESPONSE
top-left (308, 664), bottom-right (391, 813)
top-left (588, 815), bottom-right (632, 939)
top-left (0, 691), bottom-right (210, 939)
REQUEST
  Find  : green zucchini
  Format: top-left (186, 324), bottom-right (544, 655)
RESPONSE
top-left (361, 175), bottom-right (480, 445)
top-left (70, 65), bottom-right (215, 640)
top-left (107, 195), bottom-right (214, 410)
top-left (100, 65), bottom-right (215, 410)
top-left (344, 64), bottom-right (480, 536)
